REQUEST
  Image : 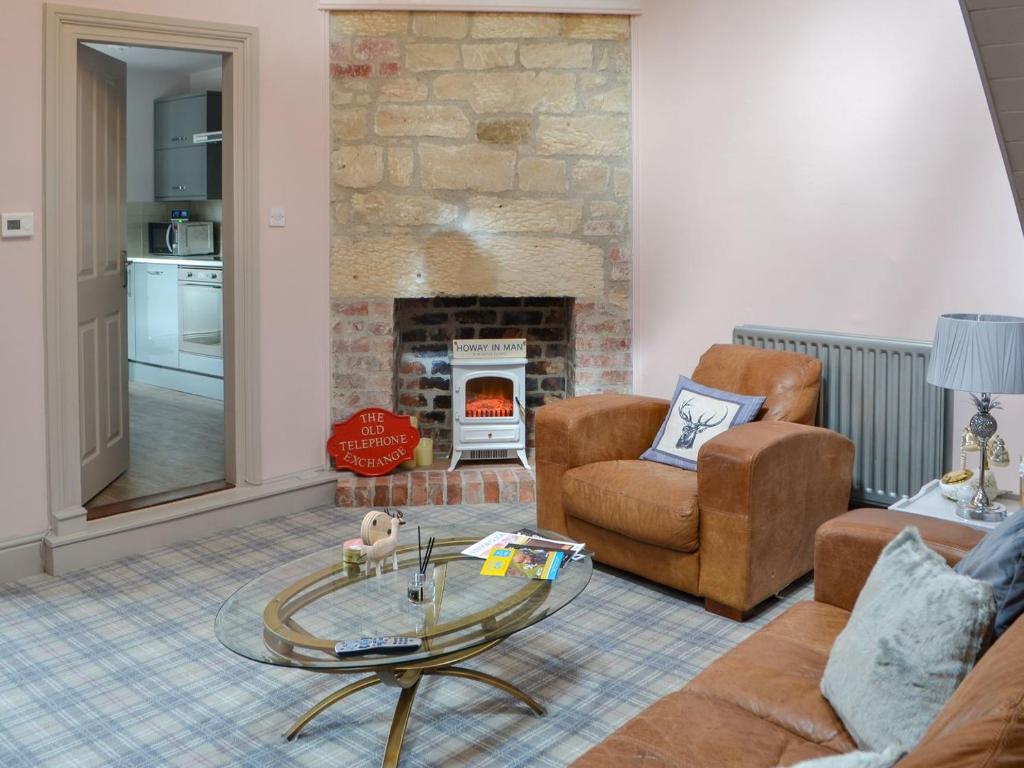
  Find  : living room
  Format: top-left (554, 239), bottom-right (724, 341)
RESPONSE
top-left (1, 1), bottom-right (1023, 766)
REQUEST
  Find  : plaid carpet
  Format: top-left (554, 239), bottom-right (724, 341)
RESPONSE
top-left (0, 504), bottom-right (812, 767)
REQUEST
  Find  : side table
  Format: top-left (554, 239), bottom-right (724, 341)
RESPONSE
top-left (889, 479), bottom-right (1021, 532)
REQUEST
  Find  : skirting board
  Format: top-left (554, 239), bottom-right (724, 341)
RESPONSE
top-left (0, 534), bottom-right (46, 585)
top-left (44, 471), bottom-right (338, 575)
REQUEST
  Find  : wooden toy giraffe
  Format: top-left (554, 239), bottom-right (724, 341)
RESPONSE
top-left (359, 508), bottom-right (405, 577)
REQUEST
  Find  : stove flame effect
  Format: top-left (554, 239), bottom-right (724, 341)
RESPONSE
top-left (466, 376), bottom-right (514, 419)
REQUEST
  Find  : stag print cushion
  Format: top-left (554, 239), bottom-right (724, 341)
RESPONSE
top-left (640, 376), bottom-right (765, 470)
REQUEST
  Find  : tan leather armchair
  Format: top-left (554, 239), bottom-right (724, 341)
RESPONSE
top-left (536, 344), bottom-right (855, 619)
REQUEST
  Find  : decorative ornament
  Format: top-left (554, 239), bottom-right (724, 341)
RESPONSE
top-left (327, 408), bottom-right (420, 476)
top-left (989, 435), bottom-right (1010, 468)
top-left (358, 508), bottom-right (405, 577)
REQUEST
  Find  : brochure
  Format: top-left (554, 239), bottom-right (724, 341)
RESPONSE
top-left (480, 546), bottom-right (565, 580)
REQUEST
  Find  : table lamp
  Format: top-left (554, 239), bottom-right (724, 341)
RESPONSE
top-left (927, 313), bottom-right (1024, 521)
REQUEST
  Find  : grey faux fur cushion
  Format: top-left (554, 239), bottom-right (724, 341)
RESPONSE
top-left (820, 527), bottom-right (995, 753)
top-left (786, 746), bottom-right (904, 767)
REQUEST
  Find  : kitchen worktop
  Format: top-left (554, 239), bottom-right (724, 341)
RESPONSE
top-left (128, 255), bottom-right (223, 268)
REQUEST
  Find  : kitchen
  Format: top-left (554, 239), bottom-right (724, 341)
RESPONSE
top-left (84, 44), bottom-right (227, 514)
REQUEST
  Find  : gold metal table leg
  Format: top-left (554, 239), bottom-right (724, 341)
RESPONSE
top-left (427, 666), bottom-right (546, 716)
top-left (382, 676), bottom-right (421, 768)
top-left (284, 674), bottom-right (381, 741)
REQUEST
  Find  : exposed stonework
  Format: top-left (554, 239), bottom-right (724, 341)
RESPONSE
top-left (330, 11), bottom-right (633, 435)
top-left (470, 14), bottom-right (561, 39)
top-left (332, 12), bottom-right (410, 38)
top-left (537, 115), bottom-right (630, 155)
top-left (571, 160), bottom-right (610, 193)
top-left (462, 42), bottom-right (517, 70)
top-left (519, 42), bottom-right (593, 69)
top-left (387, 146), bottom-right (415, 186)
top-left (374, 104), bottom-right (470, 137)
top-left (380, 78), bottom-right (428, 102)
top-left (517, 157), bottom-right (567, 192)
top-left (330, 233), bottom-right (604, 299)
top-left (476, 117), bottom-right (531, 144)
top-left (561, 15), bottom-right (629, 40)
top-left (332, 145), bottom-right (384, 188)
top-left (418, 144), bottom-right (516, 192)
top-left (411, 13), bottom-right (470, 39)
top-left (351, 192), bottom-right (458, 227)
top-left (434, 71), bottom-right (577, 113)
top-left (405, 43), bottom-right (461, 72)
top-left (464, 197), bottom-right (582, 234)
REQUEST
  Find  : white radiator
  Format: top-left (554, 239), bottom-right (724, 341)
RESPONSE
top-left (733, 326), bottom-right (952, 507)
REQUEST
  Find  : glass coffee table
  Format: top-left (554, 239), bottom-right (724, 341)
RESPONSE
top-left (215, 526), bottom-right (592, 767)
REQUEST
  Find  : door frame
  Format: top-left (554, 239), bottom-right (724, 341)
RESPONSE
top-left (44, 4), bottom-right (261, 534)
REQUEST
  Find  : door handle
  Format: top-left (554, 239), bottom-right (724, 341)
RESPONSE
top-left (147, 270), bottom-right (164, 275)
top-left (121, 250), bottom-right (128, 289)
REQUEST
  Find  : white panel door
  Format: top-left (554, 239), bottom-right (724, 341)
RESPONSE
top-left (78, 44), bottom-right (129, 504)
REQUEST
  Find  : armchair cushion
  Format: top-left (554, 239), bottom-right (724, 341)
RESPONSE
top-left (640, 375), bottom-right (764, 470)
top-left (563, 460), bottom-right (699, 553)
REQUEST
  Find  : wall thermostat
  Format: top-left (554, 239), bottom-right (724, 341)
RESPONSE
top-left (1, 213), bottom-right (34, 238)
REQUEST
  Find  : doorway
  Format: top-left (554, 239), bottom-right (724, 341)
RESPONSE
top-left (78, 42), bottom-right (229, 519)
top-left (44, 7), bottom-right (260, 535)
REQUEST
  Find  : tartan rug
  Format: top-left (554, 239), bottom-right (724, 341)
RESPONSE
top-left (0, 503), bottom-right (812, 767)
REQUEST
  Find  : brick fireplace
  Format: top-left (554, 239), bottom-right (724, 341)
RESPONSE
top-left (394, 296), bottom-right (572, 451)
top-left (329, 10), bottom-right (633, 472)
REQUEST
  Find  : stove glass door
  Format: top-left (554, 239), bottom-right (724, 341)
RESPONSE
top-left (465, 376), bottom-right (514, 419)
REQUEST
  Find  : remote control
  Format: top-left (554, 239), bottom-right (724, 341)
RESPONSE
top-left (333, 636), bottom-right (422, 658)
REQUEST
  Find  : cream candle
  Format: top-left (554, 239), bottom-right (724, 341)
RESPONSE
top-left (414, 437), bottom-right (433, 467)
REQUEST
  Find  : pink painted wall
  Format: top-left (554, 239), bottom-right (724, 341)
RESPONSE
top-left (0, 0), bottom-right (331, 540)
top-left (634, 0), bottom-right (1024, 489)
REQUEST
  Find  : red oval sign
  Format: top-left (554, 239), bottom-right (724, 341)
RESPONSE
top-left (327, 408), bottom-right (420, 477)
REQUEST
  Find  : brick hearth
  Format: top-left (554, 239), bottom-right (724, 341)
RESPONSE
top-left (335, 461), bottom-right (535, 507)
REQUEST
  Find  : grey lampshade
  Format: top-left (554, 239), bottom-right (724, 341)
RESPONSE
top-left (927, 313), bottom-right (1024, 394)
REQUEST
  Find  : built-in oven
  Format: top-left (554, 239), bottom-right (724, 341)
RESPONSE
top-left (178, 267), bottom-right (222, 360)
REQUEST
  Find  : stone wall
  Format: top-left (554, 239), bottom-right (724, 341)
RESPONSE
top-left (329, 11), bottom-right (633, 432)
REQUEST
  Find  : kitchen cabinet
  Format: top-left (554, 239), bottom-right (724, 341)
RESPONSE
top-left (155, 145), bottom-right (214, 201)
top-left (131, 262), bottom-right (179, 368)
top-left (153, 91), bottom-right (221, 201)
top-left (154, 92), bottom-right (219, 150)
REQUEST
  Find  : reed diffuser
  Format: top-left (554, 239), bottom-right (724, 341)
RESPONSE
top-left (407, 527), bottom-right (436, 603)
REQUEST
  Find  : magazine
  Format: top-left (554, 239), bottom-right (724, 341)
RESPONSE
top-left (462, 530), bottom-right (586, 562)
top-left (461, 531), bottom-right (520, 559)
top-left (480, 546), bottom-right (565, 580)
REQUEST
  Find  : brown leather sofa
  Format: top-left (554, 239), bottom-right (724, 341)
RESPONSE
top-left (536, 344), bottom-right (855, 619)
top-left (572, 509), bottom-right (1024, 767)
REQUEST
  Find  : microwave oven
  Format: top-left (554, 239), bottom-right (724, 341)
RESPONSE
top-left (149, 221), bottom-right (215, 256)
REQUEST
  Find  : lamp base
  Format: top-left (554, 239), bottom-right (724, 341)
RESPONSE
top-left (956, 500), bottom-right (1007, 523)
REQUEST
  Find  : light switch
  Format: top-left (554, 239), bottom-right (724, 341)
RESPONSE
top-left (269, 207), bottom-right (286, 228)
top-left (1, 212), bottom-right (34, 238)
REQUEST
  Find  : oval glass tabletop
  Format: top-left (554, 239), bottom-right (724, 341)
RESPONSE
top-left (215, 526), bottom-right (592, 671)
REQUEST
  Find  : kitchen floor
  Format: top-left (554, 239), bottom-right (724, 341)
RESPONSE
top-left (86, 381), bottom-right (224, 508)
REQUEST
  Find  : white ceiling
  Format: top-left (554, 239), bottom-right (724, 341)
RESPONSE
top-left (84, 43), bottom-right (222, 73)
